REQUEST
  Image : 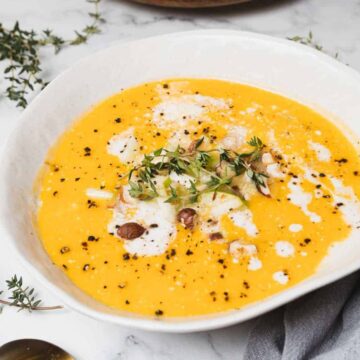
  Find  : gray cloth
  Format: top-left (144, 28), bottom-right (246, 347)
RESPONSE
top-left (244, 272), bottom-right (360, 360)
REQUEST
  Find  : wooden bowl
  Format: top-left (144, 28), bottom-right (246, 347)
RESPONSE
top-left (130, 0), bottom-right (251, 8)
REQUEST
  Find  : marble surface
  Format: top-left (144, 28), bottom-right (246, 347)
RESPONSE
top-left (0, 0), bottom-right (360, 359)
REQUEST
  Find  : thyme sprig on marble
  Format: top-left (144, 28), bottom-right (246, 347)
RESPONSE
top-left (0, 275), bottom-right (62, 313)
top-left (0, 0), bottom-right (105, 108)
top-left (288, 31), bottom-right (339, 59)
top-left (125, 136), bottom-right (268, 205)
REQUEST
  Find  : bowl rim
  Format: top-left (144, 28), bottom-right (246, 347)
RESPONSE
top-left (2, 29), bottom-right (360, 333)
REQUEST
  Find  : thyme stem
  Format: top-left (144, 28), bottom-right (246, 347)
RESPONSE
top-left (0, 299), bottom-right (63, 311)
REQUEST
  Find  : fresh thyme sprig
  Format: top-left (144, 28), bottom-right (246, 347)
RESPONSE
top-left (70, 0), bottom-right (105, 46)
top-left (0, 275), bottom-right (62, 312)
top-left (125, 136), bottom-right (269, 206)
top-left (0, 0), bottom-right (105, 108)
top-left (288, 31), bottom-right (339, 59)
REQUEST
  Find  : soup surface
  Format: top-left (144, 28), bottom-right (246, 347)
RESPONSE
top-left (37, 79), bottom-right (360, 317)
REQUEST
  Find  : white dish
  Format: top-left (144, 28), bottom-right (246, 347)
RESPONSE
top-left (0, 29), bottom-right (360, 333)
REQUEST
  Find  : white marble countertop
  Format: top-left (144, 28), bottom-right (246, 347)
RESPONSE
top-left (0, 0), bottom-right (359, 359)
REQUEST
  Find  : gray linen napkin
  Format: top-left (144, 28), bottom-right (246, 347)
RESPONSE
top-left (244, 272), bottom-right (360, 360)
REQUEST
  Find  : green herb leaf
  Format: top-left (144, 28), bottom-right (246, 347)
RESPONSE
top-left (248, 136), bottom-right (263, 148)
top-left (165, 186), bottom-right (179, 204)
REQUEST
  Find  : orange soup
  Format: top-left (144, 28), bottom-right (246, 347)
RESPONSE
top-left (36, 79), bottom-right (360, 317)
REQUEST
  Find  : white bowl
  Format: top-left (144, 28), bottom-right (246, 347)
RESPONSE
top-left (1, 30), bottom-right (360, 333)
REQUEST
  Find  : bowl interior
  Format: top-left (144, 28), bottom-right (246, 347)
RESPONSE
top-left (1, 30), bottom-right (360, 332)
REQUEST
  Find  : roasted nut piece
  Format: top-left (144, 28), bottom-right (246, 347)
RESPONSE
top-left (82, 264), bottom-right (90, 271)
top-left (177, 208), bottom-right (197, 229)
top-left (187, 140), bottom-right (198, 153)
top-left (60, 246), bottom-right (70, 254)
top-left (229, 240), bottom-right (257, 260)
top-left (117, 222), bottom-right (146, 240)
top-left (209, 232), bottom-right (224, 241)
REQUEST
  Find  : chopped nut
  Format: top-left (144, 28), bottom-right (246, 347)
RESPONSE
top-left (117, 222), bottom-right (146, 240)
top-left (187, 140), bottom-right (198, 153)
top-left (60, 246), bottom-right (70, 254)
top-left (83, 264), bottom-right (90, 271)
top-left (118, 282), bottom-right (127, 289)
top-left (229, 240), bottom-right (257, 260)
top-left (123, 253), bottom-right (130, 260)
top-left (177, 208), bottom-right (197, 229)
top-left (262, 152), bottom-right (274, 165)
top-left (231, 174), bottom-right (257, 201)
top-left (118, 186), bottom-right (127, 203)
top-left (209, 232), bottom-right (224, 241)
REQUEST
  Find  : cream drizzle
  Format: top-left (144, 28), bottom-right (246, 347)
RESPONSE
top-left (287, 181), bottom-right (322, 223)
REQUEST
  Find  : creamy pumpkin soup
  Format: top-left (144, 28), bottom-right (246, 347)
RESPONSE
top-left (36, 79), bottom-right (360, 317)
